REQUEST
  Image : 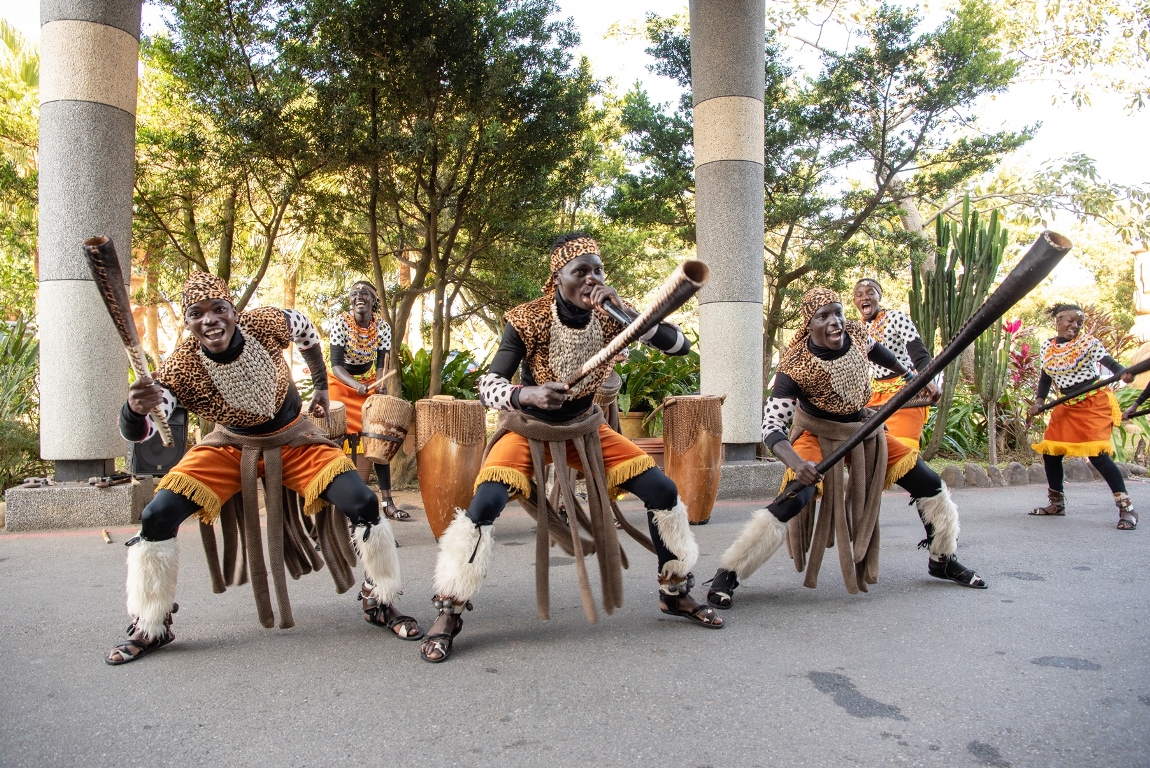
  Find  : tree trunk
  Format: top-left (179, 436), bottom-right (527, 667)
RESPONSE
top-left (218, 186), bottom-right (237, 281)
top-left (282, 261), bottom-right (298, 309)
top-left (987, 399), bottom-right (998, 468)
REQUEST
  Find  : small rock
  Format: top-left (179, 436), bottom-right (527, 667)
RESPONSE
top-left (940, 464), bottom-right (965, 489)
top-left (987, 465), bottom-right (1008, 487)
top-left (1005, 461), bottom-right (1030, 485)
top-left (1064, 458), bottom-right (1094, 482)
top-left (1028, 463), bottom-right (1047, 483)
top-left (1115, 462), bottom-right (1133, 479)
top-left (964, 463), bottom-right (991, 488)
top-left (1129, 463), bottom-right (1149, 477)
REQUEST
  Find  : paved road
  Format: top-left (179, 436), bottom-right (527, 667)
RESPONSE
top-left (1, 480), bottom-right (1148, 768)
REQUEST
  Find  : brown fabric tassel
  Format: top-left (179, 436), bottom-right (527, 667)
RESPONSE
top-left (239, 445), bottom-right (276, 628)
top-left (260, 446), bottom-right (295, 629)
top-left (314, 505), bottom-right (356, 594)
top-left (485, 405), bottom-right (652, 623)
top-left (199, 520), bottom-right (227, 593)
top-left (785, 410), bottom-right (885, 593)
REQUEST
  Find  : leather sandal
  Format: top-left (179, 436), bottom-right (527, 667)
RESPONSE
top-left (105, 605), bottom-right (178, 665)
top-left (1029, 489), bottom-right (1066, 516)
top-left (360, 585), bottom-right (423, 640)
top-left (381, 498), bottom-right (412, 521)
top-left (658, 574), bottom-right (724, 628)
top-left (928, 555), bottom-right (987, 588)
top-left (1116, 493), bottom-right (1138, 530)
top-left (705, 567), bottom-right (739, 609)
top-left (420, 596), bottom-right (470, 663)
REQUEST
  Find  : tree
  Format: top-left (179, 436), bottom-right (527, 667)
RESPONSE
top-left (297, 0), bottom-right (598, 394)
top-left (609, 3), bottom-right (1031, 387)
top-left (0, 19), bottom-right (38, 319)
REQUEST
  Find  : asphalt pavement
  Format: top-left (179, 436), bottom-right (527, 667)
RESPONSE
top-left (1, 479), bottom-right (1148, 768)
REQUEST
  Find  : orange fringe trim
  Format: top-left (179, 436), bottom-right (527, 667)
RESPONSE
top-left (884, 446), bottom-right (920, 489)
top-left (158, 471), bottom-right (223, 526)
top-left (1031, 439), bottom-right (1115, 458)
top-left (781, 468), bottom-right (824, 499)
top-left (475, 466), bottom-right (533, 500)
top-left (606, 454), bottom-right (656, 496)
top-left (303, 455), bottom-right (357, 514)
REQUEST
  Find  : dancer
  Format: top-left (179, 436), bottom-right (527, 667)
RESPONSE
top-left (852, 278), bottom-right (939, 450)
top-left (1027, 303), bottom-right (1135, 529)
top-left (707, 288), bottom-right (986, 609)
top-left (106, 272), bottom-right (421, 665)
top-left (420, 233), bottom-right (721, 663)
top-left (328, 280), bottom-right (410, 521)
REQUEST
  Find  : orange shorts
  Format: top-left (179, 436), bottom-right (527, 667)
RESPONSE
top-left (474, 423), bottom-right (656, 498)
top-left (867, 382), bottom-right (929, 450)
top-left (157, 419), bottom-right (356, 524)
top-left (785, 428), bottom-right (918, 490)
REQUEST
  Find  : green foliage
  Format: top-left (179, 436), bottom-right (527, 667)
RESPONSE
top-left (911, 195), bottom-right (1008, 459)
top-left (0, 314), bottom-right (38, 421)
top-left (1113, 386), bottom-right (1150, 463)
top-left (921, 385), bottom-right (986, 460)
top-left (0, 20), bottom-right (38, 320)
top-left (616, 336), bottom-right (700, 415)
top-left (397, 345), bottom-right (483, 404)
top-left (0, 314), bottom-right (48, 491)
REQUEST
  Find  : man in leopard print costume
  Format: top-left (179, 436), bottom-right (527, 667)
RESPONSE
top-left (420, 232), bottom-right (721, 663)
top-left (106, 272), bottom-right (422, 665)
top-left (706, 287), bottom-right (987, 609)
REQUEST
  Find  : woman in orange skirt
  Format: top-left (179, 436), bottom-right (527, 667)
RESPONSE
top-left (329, 281), bottom-right (410, 521)
top-left (1027, 303), bottom-right (1135, 529)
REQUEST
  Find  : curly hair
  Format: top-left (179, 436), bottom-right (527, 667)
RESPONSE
top-left (1049, 302), bottom-right (1083, 318)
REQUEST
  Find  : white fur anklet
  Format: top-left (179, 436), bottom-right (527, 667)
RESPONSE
top-left (125, 536), bottom-right (179, 641)
top-left (651, 498), bottom-right (699, 580)
top-left (432, 509), bottom-right (494, 604)
top-left (917, 484), bottom-right (960, 558)
top-left (354, 520), bottom-right (402, 605)
top-left (719, 508), bottom-right (788, 581)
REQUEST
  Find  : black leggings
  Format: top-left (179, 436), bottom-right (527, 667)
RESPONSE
top-left (895, 459), bottom-right (944, 499)
top-left (466, 467), bottom-right (680, 571)
top-left (375, 462), bottom-right (392, 493)
top-left (1043, 453), bottom-right (1126, 494)
top-left (140, 469), bottom-right (379, 542)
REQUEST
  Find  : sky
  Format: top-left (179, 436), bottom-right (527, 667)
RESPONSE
top-left (4, 0), bottom-right (1145, 207)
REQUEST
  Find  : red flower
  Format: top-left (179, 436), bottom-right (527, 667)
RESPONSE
top-left (1003, 318), bottom-right (1022, 335)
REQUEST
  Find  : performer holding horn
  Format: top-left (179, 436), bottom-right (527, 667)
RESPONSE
top-left (420, 232), bottom-right (721, 664)
top-left (1026, 302), bottom-right (1135, 529)
top-left (106, 272), bottom-right (422, 665)
top-left (853, 278), bottom-right (939, 450)
top-left (706, 288), bottom-right (986, 609)
top-left (327, 279), bottom-right (411, 521)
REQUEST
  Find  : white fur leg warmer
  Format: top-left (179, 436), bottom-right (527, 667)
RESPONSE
top-left (355, 521), bottom-right (402, 605)
top-left (719, 509), bottom-right (788, 580)
top-left (432, 509), bottom-right (493, 603)
top-left (125, 537), bottom-right (178, 641)
top-left (918, 484), bottom-right (960, 558)
top-left (651, 498), bottom-right (699, 580)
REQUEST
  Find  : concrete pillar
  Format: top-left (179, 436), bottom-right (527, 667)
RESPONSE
top-left (38, 0), bottom-right (141, 481)
top-left (690, 0), bottom-right (765, 460)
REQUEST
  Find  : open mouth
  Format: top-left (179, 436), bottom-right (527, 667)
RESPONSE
top-left (203, 328), bottom-right (226, 342)
top-left (827, 328), bottom-right (843, 341)
top-left (354, 299), bottom-right (368, 308)
top-left (859, 301), bottom-right (873, 316)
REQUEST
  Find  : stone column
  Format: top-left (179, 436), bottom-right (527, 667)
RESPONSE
top-left (38, 0), bottom-right (141, 481)
top-left (690, 0), bottom-right (765, 460)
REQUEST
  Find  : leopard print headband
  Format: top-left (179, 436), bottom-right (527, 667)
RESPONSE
top-left (182, 271), bottom-right (233, 309)
top-left (545, 236), bottom-right (601, 295)
top-left (800, 287), bottom-right (842, 329)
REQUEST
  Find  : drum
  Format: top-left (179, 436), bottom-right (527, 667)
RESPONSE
top-left (309, 400), bottom-right (346, 440)
top-left (415, 396), bottom-right (487, 539)
top-left (662, 394), bottom-right (724, 525)
top-left (361, 394), bottom-right (414, 465)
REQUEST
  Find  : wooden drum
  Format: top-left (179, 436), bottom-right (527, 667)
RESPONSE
top-left (663, 394), bottom-right (724, 525)
top-left (415, 396), bottom-right (487, 539)
top-left (361, 394), bottom-right (414, 465)
top-left (309, 400), bottom-right (347, 440)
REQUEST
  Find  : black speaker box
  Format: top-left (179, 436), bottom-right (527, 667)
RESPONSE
top-left (128, 407), bottom-right (189, 476)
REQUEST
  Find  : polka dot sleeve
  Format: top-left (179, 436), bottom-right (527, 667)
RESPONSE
top-left (478, 372), bottom-right (516, 411)
top-left (762, 396), bottom-right (797, 445)
top-left (282, 309), bottom-right (320, 350)
top-left (376, 319), bottom-right (392, 353)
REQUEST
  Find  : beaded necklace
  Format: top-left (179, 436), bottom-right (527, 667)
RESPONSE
top-left (341, 311), bottom-right (379, 366)
top-left (866, 309), bottom-right (890, 345)
top-left (1042, 333), bottom-right (1098, 377)
top-left (197, 328), bottom-right (279, 419)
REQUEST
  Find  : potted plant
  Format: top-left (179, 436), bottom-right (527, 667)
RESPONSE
top-left (616, 335), bottom-right (700, 447)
